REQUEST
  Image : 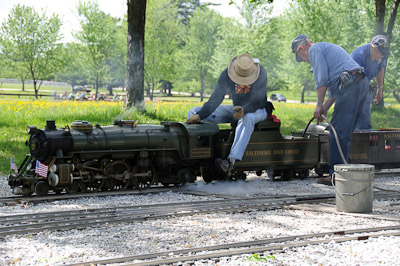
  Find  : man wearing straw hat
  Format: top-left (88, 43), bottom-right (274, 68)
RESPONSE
top-left (187, 54), bottom-right (268, 175)
top-left (292, 34), bottom-right (369, 185)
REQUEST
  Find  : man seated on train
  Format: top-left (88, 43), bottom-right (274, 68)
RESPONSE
top-left (186, 53), bottom-right (268, 175)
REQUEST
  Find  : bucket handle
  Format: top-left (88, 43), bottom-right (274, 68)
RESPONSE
top-left (332, 173), bottom-right (373, 198)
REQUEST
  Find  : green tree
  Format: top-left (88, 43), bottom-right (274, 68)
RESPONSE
top-left (0, 4), bottom-right (63, 98)
top-left (55, 43), bottom-right (89, 91)
top-left (104, 17), bottom-right (127, 95)
top-left (74, 1), bottom-right (120, 99)
top-left (178, 8), bottom-right (223, 101)
top-left (174, 0), bottom-right (202, 25)
top-left (145, 0), bottom-right (182, 100)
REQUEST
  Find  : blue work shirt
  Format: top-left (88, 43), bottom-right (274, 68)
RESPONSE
top-left (350, 44), bottom-right (387, 81)
top-left (197, 65), bottom-right (267, 119)
top-left (309, 42), bottom-right (363, 96)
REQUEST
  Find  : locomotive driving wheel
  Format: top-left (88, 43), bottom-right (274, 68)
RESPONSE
top-left (35, 181), bottom-right (49, 197)
top-left (201, 164), bottom-right (217, 183)
top-left (130, 164), bottom-right (156, 190)
top-left (108, 161), bottom-right (131, 190)
top-left (66, 180), bottom-right (79, 194)
top-left (176, 168), bottom-right (195, 185)
top-left (230, 171), bottom-right (246, 181)
top-left (80, 161), bottom-right (104, 192)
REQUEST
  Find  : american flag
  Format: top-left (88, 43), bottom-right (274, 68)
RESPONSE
top-left (35, 160), bottom-right (48, 177)
top-left (10, 157), bottom-right (18, 174)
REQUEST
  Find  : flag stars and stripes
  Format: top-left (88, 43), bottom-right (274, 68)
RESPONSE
top-left (35, 160), bottom-right (49, 177)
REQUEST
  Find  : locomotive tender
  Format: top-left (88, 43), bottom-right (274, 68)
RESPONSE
top-left (8, 116), bottom-right (400, 196)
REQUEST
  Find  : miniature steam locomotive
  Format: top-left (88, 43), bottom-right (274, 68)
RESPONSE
top-left (8, 116), bottom-right (400, 196)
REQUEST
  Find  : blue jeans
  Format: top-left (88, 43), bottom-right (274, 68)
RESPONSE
top-left (330, 77), bottom-right (369, 174)
top-left (187, 105), bottom-right (267, 160)
top-left (354, 91), bottom-right (372, 130)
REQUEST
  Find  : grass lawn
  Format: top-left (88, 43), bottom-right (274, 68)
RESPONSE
top-left (1, 88), bottom-right (400, 174)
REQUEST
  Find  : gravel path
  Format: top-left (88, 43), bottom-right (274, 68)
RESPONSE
top-left (0, 173), bottom-right (399, 266)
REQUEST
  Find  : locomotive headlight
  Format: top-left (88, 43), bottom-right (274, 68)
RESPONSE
top-left (26, 126), bottom-right (37, 134)
top-left (49, 164), bottom-right (57, 173)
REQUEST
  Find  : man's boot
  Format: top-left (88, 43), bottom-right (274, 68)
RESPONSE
top-left (317, 175), bottom-right (335, 186)
top-left (215, 158), bottom-right (233, 176)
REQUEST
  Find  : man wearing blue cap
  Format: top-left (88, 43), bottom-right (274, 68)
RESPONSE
top-left (351, 35), bottom-right (390, 130)
top-left (292, 34), bottom-right (369, 185)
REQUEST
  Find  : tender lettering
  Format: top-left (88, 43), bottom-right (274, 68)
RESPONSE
top-left (246, 149), bottom-right (301, 157)
top-left (246, 150), bottom-right (272, 156)
top-left (384, 133), bottom-right (400, 139)
top-left (285, 149), bottom-right (300, 155)
top-left (350, 153), bottom-right (368, 160)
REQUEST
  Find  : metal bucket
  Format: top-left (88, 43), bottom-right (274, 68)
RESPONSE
top-left (334, 164), bottom-right (374, 213)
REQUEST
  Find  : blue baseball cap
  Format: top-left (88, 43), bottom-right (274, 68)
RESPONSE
top-left (371, 35), bottom-right (390, 56)
top-left (292, 34), bottom-right (311, 62)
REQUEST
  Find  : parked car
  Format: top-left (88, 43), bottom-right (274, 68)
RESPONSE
top-left (270, 93), bottom-right (287, 102)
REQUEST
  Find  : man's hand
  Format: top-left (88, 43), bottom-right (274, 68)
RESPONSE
top-left (233, 106), bottom-right (244, 120)
top-left (186, 114), bottom-right (201, 124)
top-left (314, 103), bottom-right (325, 123)
top-left (374, 86), bottom-right (383, 104)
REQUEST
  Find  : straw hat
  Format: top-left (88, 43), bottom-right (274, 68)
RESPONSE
top-left (228, 54), bottom-right (260, 85)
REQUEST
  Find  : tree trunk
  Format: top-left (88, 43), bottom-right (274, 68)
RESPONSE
top-left (21, 79), bottom-right (25, 92)
top-left (95, 76), bottom-right (99, 101)
top-left (375, 0), bottom-right (386, 34)
top-left (374, 0), bottom-right (399, 107)
top-left (126, 0), bottom-right (146, 111)
top-left (301, 87), bottom-right (305, 103)
top-left (386, 0), bottom-right (400, 42)
top-left (393, 90), bottom-right (400, 103)
top-left (107, 84), bottom-right (113, 95)
top-left (33, 79), bottom-right (38, 99)
top-left (150, 80), bottom-right (154, 101)
top-left (167, 81), bottom-right (172, 96)
top-left (145, 79), bottom-right (151, 97)
top-left (200, 76), bottom-right (205, 102)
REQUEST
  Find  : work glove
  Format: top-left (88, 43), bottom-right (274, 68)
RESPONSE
top-left (233, 106), bottom-right (244, 120)
top-left (186, 114), bottom-right (201, 124)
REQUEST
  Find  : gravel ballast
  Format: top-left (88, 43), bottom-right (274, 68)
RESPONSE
top-left (0, 173), bottom-right (399, 266)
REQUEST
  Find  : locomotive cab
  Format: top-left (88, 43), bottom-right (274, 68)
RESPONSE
top-left (164, 122), bottom-right (219, 159)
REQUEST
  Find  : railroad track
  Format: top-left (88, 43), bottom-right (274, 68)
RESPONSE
top-left (0, 195), bottom-right (334, 236)
top-left (66, 225), bottom-right (400, 266)
top-left (0, 186), bottom-right (180, 205)
top-left (1, 191), bottom-right (398, 237)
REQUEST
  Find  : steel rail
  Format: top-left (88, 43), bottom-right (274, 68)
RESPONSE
top-left (66, 225), bottom-right (400, 266)
top-left (0, 196), bottom-right (333, 236)
top-left (0, 194), bottom-right (334, 223)
top-left (0, 195), bottom-right (307, 221)
top-left (1, 191), bottom-right (397, 236)
top-left (0, 187), bottom-right (179, 205)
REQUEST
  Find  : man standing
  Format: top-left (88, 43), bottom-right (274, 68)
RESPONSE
top-left (351, 35), bottom-right (390, 130)
top-left (292, 34), bottom-right (369, 185)
top-left (186, 54), bottom-right (268, 175)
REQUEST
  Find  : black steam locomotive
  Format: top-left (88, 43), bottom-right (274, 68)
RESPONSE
top-left (8, 116), bottom-right (400, 196)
